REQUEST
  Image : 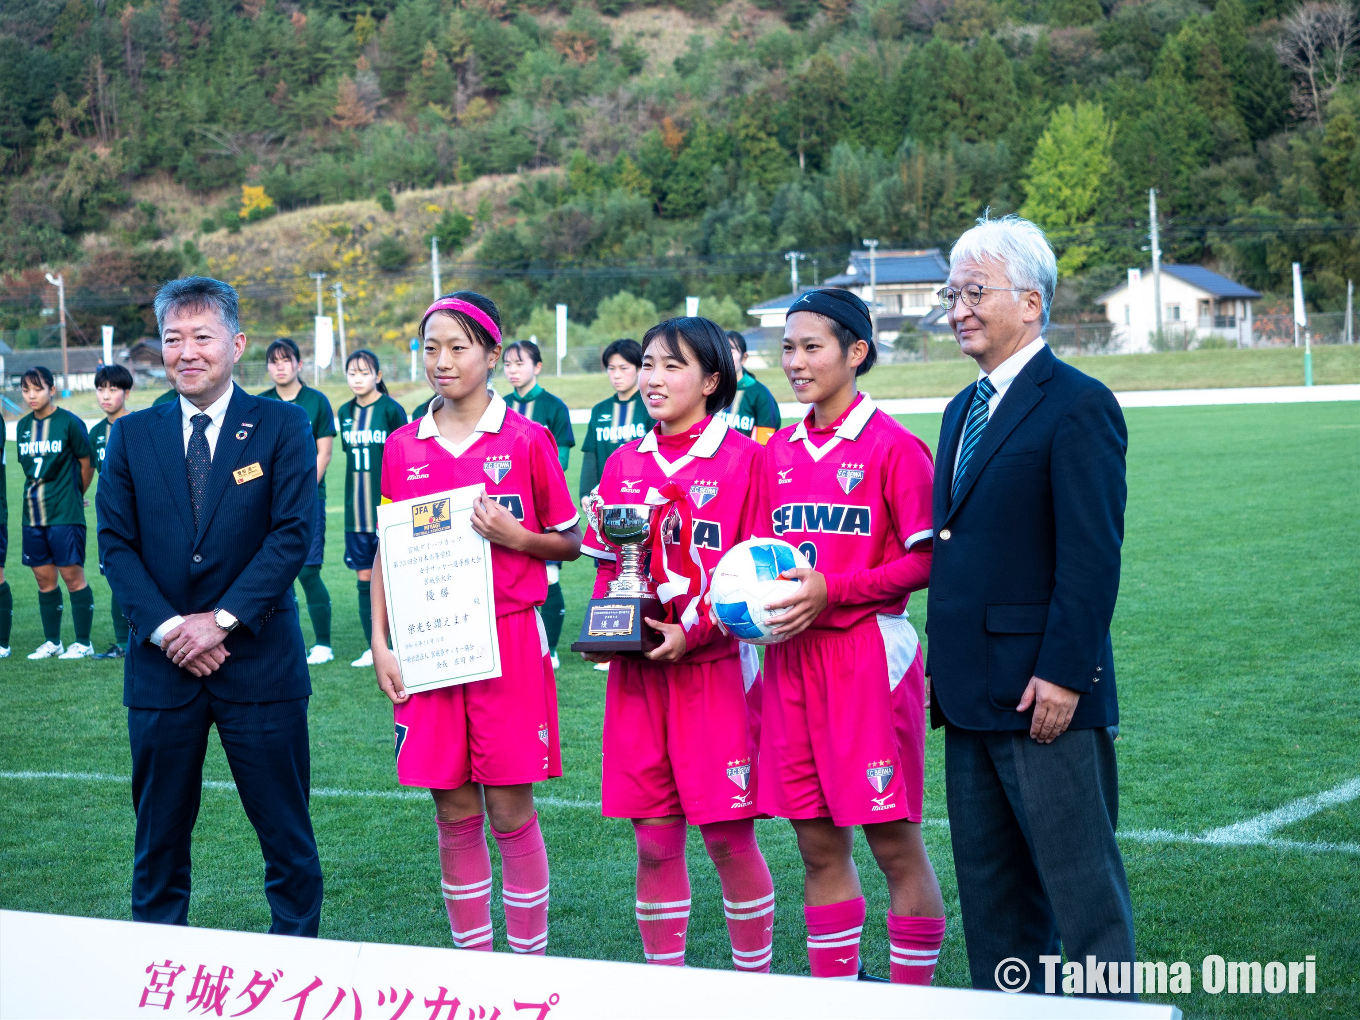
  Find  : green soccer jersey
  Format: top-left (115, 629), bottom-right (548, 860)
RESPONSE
top-left (338, 393), bottom-right (408, 533)
top-left (579, 390), bottom-right (654, 497)
top-left (412, 396), bottom-right (433, 420)
top-left (152, 389), bottom-right (178, 406)
top-left (1, 421), bottom-right (7, 524)
top-left (88, 416), bottom-right (126, 475)
top-left (258, 383), bottom-right (338, 501)
top-left (720, 371), bottom-right (781, 440)
top-left (16, 407), bottom-right (92, 527)
top-left (506, 384), bottom-right (574, 469)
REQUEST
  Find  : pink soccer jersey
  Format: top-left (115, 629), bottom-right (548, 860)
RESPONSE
top-left (380, 394), bottom-right (580, 617)
top-left (754, 393), bottom-right (935, 631)
top-left (583, 414), bottom-right (762, 659)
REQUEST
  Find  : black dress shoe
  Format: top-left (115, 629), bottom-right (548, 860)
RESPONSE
top-left (93, 644), bottom-right (125, 659)
top-left (858, 964), bottom-right (889, 982)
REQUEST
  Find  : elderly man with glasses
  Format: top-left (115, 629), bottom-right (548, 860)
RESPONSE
top-left (926, 216), bottom-right (1136, 997)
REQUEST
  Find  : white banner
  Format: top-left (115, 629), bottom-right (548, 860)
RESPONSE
top-left (102, 325), bottom-right (114, 366)
top-left (554, 304), bottom-right (567, 373)
top-left (1292, 263), bottom-right (1307, 327)
top-left (0, 910), bottom-right (1180, 1019)
top-left (315, 316), bottom-right (335, 369)
top-left (685, 296), bottom-right (700, 317)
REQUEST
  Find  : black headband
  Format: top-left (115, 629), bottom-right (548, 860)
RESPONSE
top-left (787, 288), bottom-right (872, 341)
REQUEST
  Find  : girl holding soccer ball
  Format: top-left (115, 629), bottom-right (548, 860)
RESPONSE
top-left (751, 288), bottom-right (947, 984)
top-left (371, 292), bottom-right (583, 957)
top-left (580, 316), bottom-right (777, 974)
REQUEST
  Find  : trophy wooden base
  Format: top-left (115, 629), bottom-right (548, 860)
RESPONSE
top-left (570, 596), bottom-right (664, 654)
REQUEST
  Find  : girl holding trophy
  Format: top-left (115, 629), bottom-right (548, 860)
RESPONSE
top-left (371, 292), bottom-right (583, 957)
top-left (579, 316), bottom-right (776, 974)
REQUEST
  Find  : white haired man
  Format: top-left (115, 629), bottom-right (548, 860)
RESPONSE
top-left (926, 216), bottom-right (1136, 996)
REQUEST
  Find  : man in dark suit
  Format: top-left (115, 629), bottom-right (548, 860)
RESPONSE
top-left (96, 276), bottom-right (323, 935)
top-left (926, 216), bottom-right (1134, 995)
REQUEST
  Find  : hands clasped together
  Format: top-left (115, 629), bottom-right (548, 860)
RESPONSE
top-left (160, 613), bottom-right (230, 677)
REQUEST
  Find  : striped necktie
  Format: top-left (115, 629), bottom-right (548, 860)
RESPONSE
top-left (952, 376), bottom-right (997, 500)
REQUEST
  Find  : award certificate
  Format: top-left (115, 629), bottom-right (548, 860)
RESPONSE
top-left (377, 483), bottom-right (501, 694)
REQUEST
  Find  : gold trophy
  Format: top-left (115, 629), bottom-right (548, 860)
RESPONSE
top-left (570, 495), bottom-right (664, 654)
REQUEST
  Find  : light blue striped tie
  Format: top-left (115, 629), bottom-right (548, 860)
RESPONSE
top-left (952, 376), bottom-right (997, 500)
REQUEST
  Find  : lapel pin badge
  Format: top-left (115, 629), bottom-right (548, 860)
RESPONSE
top-left (235, 429), bottom-right (248, 441)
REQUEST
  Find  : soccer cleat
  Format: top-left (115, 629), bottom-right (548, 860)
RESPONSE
top-left (58, 642), bottom-right (95, 659)
top-left (351, 648), bottom-right (374, 668)
top-left (306, 644), bottom-right (335, 665)
top-left (0, 647), bottom-right (10, 658)
top-left (593, 660), bottom-right (611, 672)
top-left (858, 964), bottom-right (889, 983)
top-left (28, 641), bottom-right (65, 659)
top-left (93, 643), bottom-right (125, 660)
top-left (550, 653), bottom-right (560, 670)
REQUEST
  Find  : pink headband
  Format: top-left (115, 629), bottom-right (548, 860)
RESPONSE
top-left (420, 297), bottom-right (502, 344)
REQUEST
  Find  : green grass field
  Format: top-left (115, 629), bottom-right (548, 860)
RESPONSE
top-left (1, 400), bottom-right (1357, 1016)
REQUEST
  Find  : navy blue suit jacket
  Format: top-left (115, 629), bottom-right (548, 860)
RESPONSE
top-left (927, 344), bottom-right (1127, 731)
top-left (97, 384), bottom-right (316, 709)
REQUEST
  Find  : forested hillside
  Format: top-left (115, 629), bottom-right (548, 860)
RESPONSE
top-left (2, 0), bottom-right (1357, 345)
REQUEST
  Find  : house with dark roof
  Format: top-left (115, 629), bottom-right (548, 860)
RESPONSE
top-left (1097, 265), bottom-right (1262, 351)
top-left (822, 248), bottom-right (950, 319)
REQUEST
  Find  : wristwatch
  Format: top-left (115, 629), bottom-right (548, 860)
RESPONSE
top-left (214, 608), bottom-right (240, 633)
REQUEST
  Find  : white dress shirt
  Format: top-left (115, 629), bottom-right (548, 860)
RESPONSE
top-left (954, 337), bottom-right (1047, 477)
top-left (151, 385), bottom-right (240, 647)
top-left (178, 385), bottom-right (235, 457)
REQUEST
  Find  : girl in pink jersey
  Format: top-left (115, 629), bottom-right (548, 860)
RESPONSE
top-left (751, 288), bottom-right (947, 984)
top-left (371, 291), bottom-right (583, 957)
top-left (580, 317), bottom-right (776, 973)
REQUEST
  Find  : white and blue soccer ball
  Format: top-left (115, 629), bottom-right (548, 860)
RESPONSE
top-left (710, 539), bottom-right (811, 645)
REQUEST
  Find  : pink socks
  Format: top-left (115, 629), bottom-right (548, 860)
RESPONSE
top-left (888, 913), bottom-right (946, 985)
top-left (492, 813), bottom-right (551, 956)
top-left (700, 820), bottom-right (775, 973)
top-left (805, 897), bottom-right (866, 979)
top-left (633, 820), bottom-right (692, 965)
top-left (436, 814), bottom-right (494, 951)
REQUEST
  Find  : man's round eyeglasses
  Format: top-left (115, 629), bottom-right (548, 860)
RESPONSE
top-left (938, 284), bottom-right (1029, 310)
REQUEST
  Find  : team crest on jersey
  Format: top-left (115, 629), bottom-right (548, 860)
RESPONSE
top-left (726, 757), bottom-right (752, 791)
top-left (539, 723), bottom-right (550, 747)
top-left (837, 463), bottom-right (866, 495)
top-left (689, 481), bottom-right (718, 508)
top-left (866, 760), bottom-right (894, 793)
top-left (394, 723), bottom-right (409, 762)
top-left (484, 457), bottom-right (512, 484)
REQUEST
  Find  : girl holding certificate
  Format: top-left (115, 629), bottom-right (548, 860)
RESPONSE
top-left (372, 292), bottom-right (583, 957)
top-left (579, 317), bottom-right (776, 973)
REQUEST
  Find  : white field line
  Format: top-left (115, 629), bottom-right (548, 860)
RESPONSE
top-left (3, 770), bottom-right (1357, 854)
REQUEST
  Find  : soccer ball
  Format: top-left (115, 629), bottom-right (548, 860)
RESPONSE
top-left (709, 539), bottom-right (811, 644)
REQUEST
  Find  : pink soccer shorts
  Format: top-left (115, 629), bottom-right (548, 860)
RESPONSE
top-left (394, 606), bottom-right (563, 789)
top-left (758, 615), bottom-right (926, 827)
top-left (602, 651), bottom-right (761, 825)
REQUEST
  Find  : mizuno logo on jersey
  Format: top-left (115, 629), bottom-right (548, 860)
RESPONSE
top-left (19, 440), bottom-right (63, 456)
top-left (771, 503), bottom-right (872, 536)
top-left (406, 464), bottom-right (430, 480)
top-left (837, 463), bottom-right (865, 495)
top-left (594, 423), bottom-right (647, 444)
top-left (777, 468), bottom-right (794, 484)
top-left (620, 479), bottom-right (642, 493)
top-left (342, 428), bottom-right (389, 446)
top-left (492, 494), bottom-right (525, 520)
top-left (484, 457), bottom-right (512, 484)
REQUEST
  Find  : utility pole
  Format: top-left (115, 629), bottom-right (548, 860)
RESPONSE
top-left (44, 272), bottom-right (69, 395)
top-left (784, 250), bottom-right (805, 294)
top-left (812, 257), bottom-right (819, 286)
top-left (431, 236), bottom-right (441, 301)
top-left (1149, 189), bottom-right (1162, 346)
top-left (309, 272), bottom-right (326, 316)
top-left (863, 239), bottom-right (879, 344)
top-left (333, 281), bottom-right (347, 366)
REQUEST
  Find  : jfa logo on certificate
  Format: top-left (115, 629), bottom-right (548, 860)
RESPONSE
top-left (412, 498), bottom-right (452, 537)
